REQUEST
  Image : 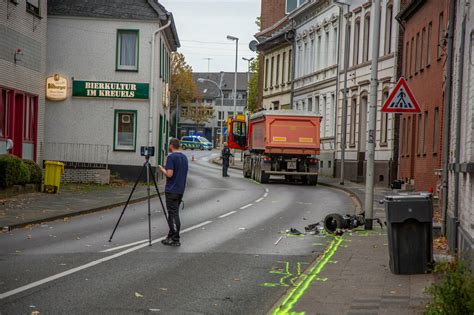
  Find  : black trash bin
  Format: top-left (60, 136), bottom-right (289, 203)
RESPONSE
top-left (384, 193), bottom-right (433, 274)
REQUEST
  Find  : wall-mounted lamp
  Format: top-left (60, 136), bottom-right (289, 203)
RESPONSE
top-left (14, 48), bottom-right (23, 64)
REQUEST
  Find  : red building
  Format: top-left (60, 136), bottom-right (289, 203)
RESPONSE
top-left (396, 0), bottom-right (449, 194)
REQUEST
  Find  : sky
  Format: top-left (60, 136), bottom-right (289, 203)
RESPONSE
top-left (159, 0), bottom-right (260, 73)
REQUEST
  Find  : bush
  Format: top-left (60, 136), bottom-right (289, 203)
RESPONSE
top-left (424, 260), bottom-right (474, 315)
top-left (23, 159), bottom-right (42, 184)
top-left (17, 162), bottom-right (31, 185)
top-left (0, 154), bottom-right (22, 188)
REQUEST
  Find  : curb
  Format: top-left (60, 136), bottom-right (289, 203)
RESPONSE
top-left (3, 193), bottom-right (163, 232)
top-left (211, 158), bottom-right (244, 171)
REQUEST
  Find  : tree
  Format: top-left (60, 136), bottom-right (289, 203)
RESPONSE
top-left (247, 56), bottom-right (260, 113)
top-left (171, 52), bottom-right (195, 107)
top-left (181, 103), bottom-right (215, 126)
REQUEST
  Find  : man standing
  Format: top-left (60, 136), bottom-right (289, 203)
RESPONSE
top-left (159, 138), bottom-right (188, 247)
top-left (221, 142), bottom-right (233, 177)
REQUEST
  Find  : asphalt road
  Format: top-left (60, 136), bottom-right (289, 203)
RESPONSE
top-left (0, 150), bottom-right (354, 315)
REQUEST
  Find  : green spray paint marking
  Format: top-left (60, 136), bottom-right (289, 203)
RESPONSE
top-left (262, 261), bottom-right (309, 288)
top-left (272, 236), bottom-right (344, 315)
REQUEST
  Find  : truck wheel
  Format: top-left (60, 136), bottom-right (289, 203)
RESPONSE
top-left (261, 171), bottom-right (269, 184)
top-left (182, 144), bottom-right (187, 150)
top-left (255, 163), bottom-right (261, 182)
top-left (308, 176), bottom-right (318, 186)
top-left (199, 145), bottom-right (204, 150)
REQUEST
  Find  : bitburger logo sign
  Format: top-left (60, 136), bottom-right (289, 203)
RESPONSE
top-left (72, 80), bottom-right (149, 99)
top-left (46, 74), bottom-right (68, 101)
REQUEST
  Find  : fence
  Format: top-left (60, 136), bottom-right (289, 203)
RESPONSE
top-left (41, 142), bottom-right (110, 169)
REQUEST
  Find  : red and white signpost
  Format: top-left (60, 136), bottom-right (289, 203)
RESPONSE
top-left (382, 78), bottom-right (421, 113)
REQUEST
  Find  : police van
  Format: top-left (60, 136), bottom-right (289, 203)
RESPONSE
top-left (180, 136), bottom-right (213, 150)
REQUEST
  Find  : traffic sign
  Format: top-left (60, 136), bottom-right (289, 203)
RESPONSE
top-left (381, 78), bottom-right (421, 113)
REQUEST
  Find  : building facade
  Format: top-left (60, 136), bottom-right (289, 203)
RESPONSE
top-left (396, 0), bottom-right (449, 194)
top-left (178, 72), bottom-right (247, 147)
top-left (45, 0), bottom-right (179, 179)
top-left (0, 0), bottom-right (47, 161)
top-left (291, 1), bottom-right (341, 177)
top-left (335, 0), bottom-right (400, 186)
top-left (447, 0), bottom-right (474, 262)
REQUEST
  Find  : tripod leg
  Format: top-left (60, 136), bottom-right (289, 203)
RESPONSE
top-left (146, 162), bottom-right (152, 246)
top-left (109, 162), bottom-right (146, 242)
top-left (149, 167), bottom-right (169, 223)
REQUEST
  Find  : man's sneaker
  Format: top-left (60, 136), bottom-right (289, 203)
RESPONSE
top-left (161, 238), bottom-right (180, 247)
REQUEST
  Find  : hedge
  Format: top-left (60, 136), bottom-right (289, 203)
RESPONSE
top-left (0, 154), bottom-right (41, 188)
top-left (23, 159), bottom-right (42, 184)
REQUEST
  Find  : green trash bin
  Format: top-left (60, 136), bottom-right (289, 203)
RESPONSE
top-left (44, 161), bottom-right (64, 193)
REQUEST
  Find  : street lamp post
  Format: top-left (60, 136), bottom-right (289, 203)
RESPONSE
top-left (242, 57), bottom-right (254, 112)
top-left (197, 77), bottom-right (224, 148)
top-left (227, 35), bottom-right (239, 118)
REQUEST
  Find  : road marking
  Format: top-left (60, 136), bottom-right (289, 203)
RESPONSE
top-left (255, 197), bottom-right (264, 203)
top-left (263, 193), bottom-right (268, 198)
top-left (240, 204), bottom-right (253, 210)
top-left (0, 220), bottom-right (213, 300)
top-left (218, 211), bottom-right (237, 218)
top-left (265, 188), bottom-right (269, 193)
top-left (101, 239), bottom-right (149, 253)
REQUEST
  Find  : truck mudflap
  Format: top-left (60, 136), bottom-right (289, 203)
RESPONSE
top-left (264, 171), bottom-right (319, 176)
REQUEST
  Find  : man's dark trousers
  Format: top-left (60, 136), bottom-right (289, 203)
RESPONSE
top-left (222, 159), bottom-right (229, 176)
top-left (165, 192), bottom-right (182, 241)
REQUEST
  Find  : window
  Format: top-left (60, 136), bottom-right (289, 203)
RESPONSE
top-left (427, 22), bottom-right (432, 66)
top-left (333, 28), bottom-right (338, 64)
top-left (282, 52), bottom-right (286, 84)
top-left (26, 0), bottom-right (40, 15)
top-left (286, 0), bottom-right (306, 14)
top-left (353, 19), bottom-right (361, 65)
top-left (265, 58), bottom-right (269, 89)
top-left (0, 90), bottom-right (10, 139)
top-left (288, 49), bottom-right (292, 83)
top-left (276, 54), bottom-right (280, 85)
top-left (423, 111), bottom-right (428, 154)
top-left (304, 42), bottom-right (308, 75)
top-left (417, 114), bottom-right (422, 155)
top-left (405, 41), bottom-right (409, 77)
top-left (310, 39), bottom-right (315, 71)
top-left (438, 12), bottom-right (444, 58)
top-left (415, 33), bottom-right (420, 73)
top-left (384, 4), bottom-right (393, 54)
top-left (116, 30), bottom-right (139, 71)
top-left (270, 56), bottom-right (274, 87)
top-left (410, 37), bottom-right (414, 76)
top-left (324, 31), bottom-right (329, 68)
top-left (315, 96), bottom-right (320, 114)
top-left (381, 91), bottom-right (389, 144)
top-left (350, 98), bottom-right (356, 145)
top-left (317, 36), bottom-right (322, 70)
top-left (114, 110), bottom-right (137, 151)
top-left (421, 28), bottom-right (426, 69)
top-left (363, 14), bottom-right (370, 62)
top-left (433, 107), bottom-right (439, 153)
top-left (308, 97), bottom-right (313, 112)
top-left (23, 95), bottom-right (36, 142)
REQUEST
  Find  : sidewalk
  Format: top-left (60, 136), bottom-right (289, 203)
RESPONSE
top-left (272, 177), bottom-right (434, 315)
top-left (0, 181), bottom-right (164, 230)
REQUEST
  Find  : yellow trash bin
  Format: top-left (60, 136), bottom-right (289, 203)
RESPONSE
top-left (44, 161), bottom-right (64, 193)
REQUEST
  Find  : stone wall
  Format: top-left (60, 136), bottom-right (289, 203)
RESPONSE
top-left (61, 169), bottom-right (110, 185)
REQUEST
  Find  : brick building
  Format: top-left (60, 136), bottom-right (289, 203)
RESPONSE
top-left (396, 0), bottom-right (449, 194)
top-left (0, 0), bottom-right (47, 161)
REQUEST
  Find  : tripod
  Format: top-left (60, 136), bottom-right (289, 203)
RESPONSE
top-left (109, 155), bottom-right (168, 246)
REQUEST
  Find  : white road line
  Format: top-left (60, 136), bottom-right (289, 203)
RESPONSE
top-left (101, 239), bottom-right (149, 253)
top-left (0, 220), bottom-right (213, 300)
top-left (255, 198), bottom-right (264, 203)
top-left (263, 193), bottom-right (268, 198)
top-left (240, 204), bottom-right (253, 210)
top-left (265, 188), bottom-right (269, 193)
top-left (218, 211), bottom-right (237, 218)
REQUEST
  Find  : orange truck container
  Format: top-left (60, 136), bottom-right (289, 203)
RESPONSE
top-left (228, 110), bottom-right (322, 185)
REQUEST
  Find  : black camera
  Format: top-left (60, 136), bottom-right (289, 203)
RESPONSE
top-left (140, 146), bottom-right (155, 157)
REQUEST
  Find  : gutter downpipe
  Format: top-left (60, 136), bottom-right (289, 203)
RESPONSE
top-left (149, 20), bottom-right (172, 152)
top-left (453, 13), bottom-right (466, 251)
top-left (290, 21), bottom-right (297, 109)
top-left (441, 0), bottom-right (456, 235)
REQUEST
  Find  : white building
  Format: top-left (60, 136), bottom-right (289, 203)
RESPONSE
top-left (335, 0), bottom-right (400, 186)
top-left (0, 0), bottom-right (47, 161)
top-left (45, 0), bottom-right (179, 180)
top-left (291, 1), bottom-right (341, 177)
top-left (447, 0), bottom-right (474, 262)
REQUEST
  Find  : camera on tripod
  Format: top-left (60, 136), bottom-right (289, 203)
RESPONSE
top-left (140, 146), bottom-right (155, 157)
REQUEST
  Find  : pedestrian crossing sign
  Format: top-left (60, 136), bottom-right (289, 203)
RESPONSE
top-left (381, 78), bottom-right (421, 113)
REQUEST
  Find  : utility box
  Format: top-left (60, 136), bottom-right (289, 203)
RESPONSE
top-left (384, 193), bottom-right (433, 274)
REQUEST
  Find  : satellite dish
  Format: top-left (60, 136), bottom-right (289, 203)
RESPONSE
top-left (249, 40), bottom-right (258, 52)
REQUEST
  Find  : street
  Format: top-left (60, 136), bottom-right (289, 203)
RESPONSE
top-left (0, 150), bottom-right (353, 314)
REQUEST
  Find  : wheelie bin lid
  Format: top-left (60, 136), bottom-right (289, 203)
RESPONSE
top-left (384, 192), bottom-right (432, 202)
top-left (45, 161), bottom-right (64, 166)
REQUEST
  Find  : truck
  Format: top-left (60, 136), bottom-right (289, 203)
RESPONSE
top-left (227, 110), bottom-right (322, 185)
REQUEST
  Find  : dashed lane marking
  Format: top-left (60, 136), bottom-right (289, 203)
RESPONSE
top-left (255, 197), bottom-right (264, 203)
top-left (101, 239), bottom-right (149, 253)
top-left (240, 204), bottom-right (253, 210)
top-left (218, 211), bottom-right (237, 218)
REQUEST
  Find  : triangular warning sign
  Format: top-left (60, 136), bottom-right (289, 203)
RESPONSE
top-left (381, 78), bottom-right (421, 113)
